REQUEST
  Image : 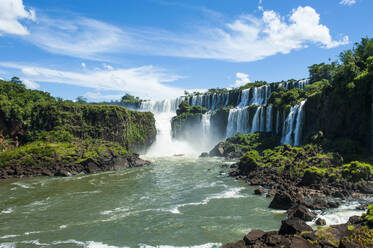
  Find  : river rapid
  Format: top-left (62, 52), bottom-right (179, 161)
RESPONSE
top-left (0, 156), bottom-right (285, 248)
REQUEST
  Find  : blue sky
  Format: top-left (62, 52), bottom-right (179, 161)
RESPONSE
top-left (0, 0), bottom-right (371, 100)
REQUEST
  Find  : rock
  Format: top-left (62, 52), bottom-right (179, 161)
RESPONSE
top-left (289, 236), bottom-right (314, 248)
top-left (347, 216), bottom-right (362, 225)
top-left (209, 143), bottom-right (225, 157)
top-left (55, 169), bottom-right (71, 177)
top-left (266, 189), bottom-right (276, 197)
top-left (287, 204), bottom-right (315, 221)
top-left (278, 218), bottom-right (313, 235)
top-left (355, 204), bottom-right (368, 210)
top-left (249, 177), bottom-right (262, 185)
top-left (254, 187), bottom-right (265, 195)
top-left (222, 240), bottom-right (246, 248)
top-left (328, 200), bottom-right (341, 208)
top-left (243, 229), bottom-right (266, 245)
top-left (316, 218), bottom-right (326, 226)
top-left (269, 191), bottom-right (295, 210)
top-left (265, 233), bottom-right (283, 246)
top-left (41, 168), bottom-right (53, 177)
top-left (86, 162), bottom-right (99, 173)
top-left (339, 239), bottom-right (361, 248)
top-left (199, 152), bottom-right (209, 158)
top-left (306, 197), bottom-right (329, 210)
top-left (357, 182), bottom-right (373, 194)
top-left (299, 170), bottom-right (323, 186)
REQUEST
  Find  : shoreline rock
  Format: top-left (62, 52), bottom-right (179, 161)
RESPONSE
top-left (0, 141), bottom-right (151, 179)
top-left (223, 207), bottom-right (373, 248)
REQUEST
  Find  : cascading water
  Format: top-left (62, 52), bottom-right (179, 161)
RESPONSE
top-left (140, 98), bottom-right (198, 156)
top-left (143, 79), bottom-right (311, 155)
top-left (280, 100), bottom-right (306, 146)
top-left (226, 107), bottom-right (250, 138)
top-left (265, 106), bottom-right (273, 132)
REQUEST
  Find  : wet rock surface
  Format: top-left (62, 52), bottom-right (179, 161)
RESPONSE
top-left (0, 152), bottom-right (150, 179)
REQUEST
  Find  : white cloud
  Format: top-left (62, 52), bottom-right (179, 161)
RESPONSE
top-left (234, 73), bottom-right (250, 87)
top-left (14, 5), bottom-right (347, 63)
top-left (0, 62), bottom-right (184, 100)
top-left (81, 62), bottom-right (86, 69)
top-left (23, 79), bottom-right (39, 89)
top-left (84, 91), bottom-right (123, 101)
top-left (0, 0), bottom-right (36, 35)
top-left (140, 6), bottom-right (348, 62)
top-left (339, 0), bottom-right (356, 5)
top-left (26, 16), bottom-right (127, 59)
top-left (103, 63), bottom-right (114, 70)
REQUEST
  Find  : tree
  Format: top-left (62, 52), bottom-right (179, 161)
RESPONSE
top-left (10, 77), bottom-right (24, 86)
top-left (121, 94), bottom-right (136, 103)
top-left (308, 62), bottom-right (338, 83)
top-left (76, 96), bottom-right (87, 104)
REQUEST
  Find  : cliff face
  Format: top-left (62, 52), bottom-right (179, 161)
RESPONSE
top-left (171, 107), bottom-right (230, 144)
top-left (0, 81), bottom-right (157, 154)
top-left (29, 103), bottom-right (156, 153)
top-left (303, 65), bottom-right (373, 160)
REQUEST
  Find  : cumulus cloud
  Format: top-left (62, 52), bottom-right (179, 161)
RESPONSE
top-left (0, 62), bottom-right (184, 100)
top-left (19, 6), bottom-right (347, 63)
top-left (339, 0), bottom-right (356, 5)
top-left (0, 0), bottom-right (36, 35)
top-left (142, 6), bottom-right (348, 62)
top-left (23, 79), bottom-right (39, 89)
top-left (234, 73), bottom-right (250, 87)
top-left (81, 62), bottom-right (86, 69)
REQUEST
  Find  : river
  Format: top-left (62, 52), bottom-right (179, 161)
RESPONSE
top-left (0, 156), bottom-right (286, 248)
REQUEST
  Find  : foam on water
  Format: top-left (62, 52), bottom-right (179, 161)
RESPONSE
top-left (11, 182), bottom-right (31, 189)
top-left (0, 208), bottom-right (13, 214)
top-left (168, 187), bottom-right (247, 214)
top-left (140, 243), bottom-right (221, 248)
top-left (0, 243), bottom-right (16, 248)
top-left (146, 112), bottom-right (199, 157)
top-left (311, 202), bottom-right (364, 226)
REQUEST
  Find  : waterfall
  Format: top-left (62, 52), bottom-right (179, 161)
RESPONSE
top-left (226, 107), bottom-right (250, 138)
top-left (281, 100), bottom-right (306, 146)
top-left (251, 106), bottom-right (263, 133)
top-left (140, 98), bottom-right (197, 156)
top-left (238, 89), bottom-right (250, 107)
top-left (140, 98), bottom-right (184, 113)
top-left (202, 111), bottom-right (212, 140)
top-left (266, 106), bottom-right (273, 132)
top-left (275, 110), bottom-right (280, 134)
top-left (371, 95), bottom-right (373, 153)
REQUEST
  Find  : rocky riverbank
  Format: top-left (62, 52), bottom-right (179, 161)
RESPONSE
top-left (219, 143), bottom-right (373, 247)
top-left (228, 144), bottom-right (372, 211)
top-left (223, 206), bottom-right (373, 248)
top-left (0, 140), bottom-right (150, 179)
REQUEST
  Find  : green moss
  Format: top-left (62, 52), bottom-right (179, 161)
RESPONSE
top-left (314, 226), bottom-right (340, 247)
top-left (342, 161), bottom-right (373, 182)
top-left (342, 226), bottom-right (373, 247)
top-left (0, 139), bottom-right (128, 168)
top-left (0, 80), bottom-right (156, 153)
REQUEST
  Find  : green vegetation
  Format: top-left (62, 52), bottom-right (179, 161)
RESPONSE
top-left (0, 78), bottom-right (156, 172)
top-left (239, 144), bottom-right (373, 183)
top-left (176, 101), bottom-right (207, 116)
top-left (0, 139), bottom-right (128, 168)
top-left (269, 79), bottom-right (329, 110)
top-left (214, 133), bottom-right (279, 158)
top-left (120, 94), bottom-right (143, 105)
top-left (363, 205), bottom-right (373, 228)
top-left (303, 38), bottom-right (373, 160)
top-left (184, 81), bottom-right (268, 97)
